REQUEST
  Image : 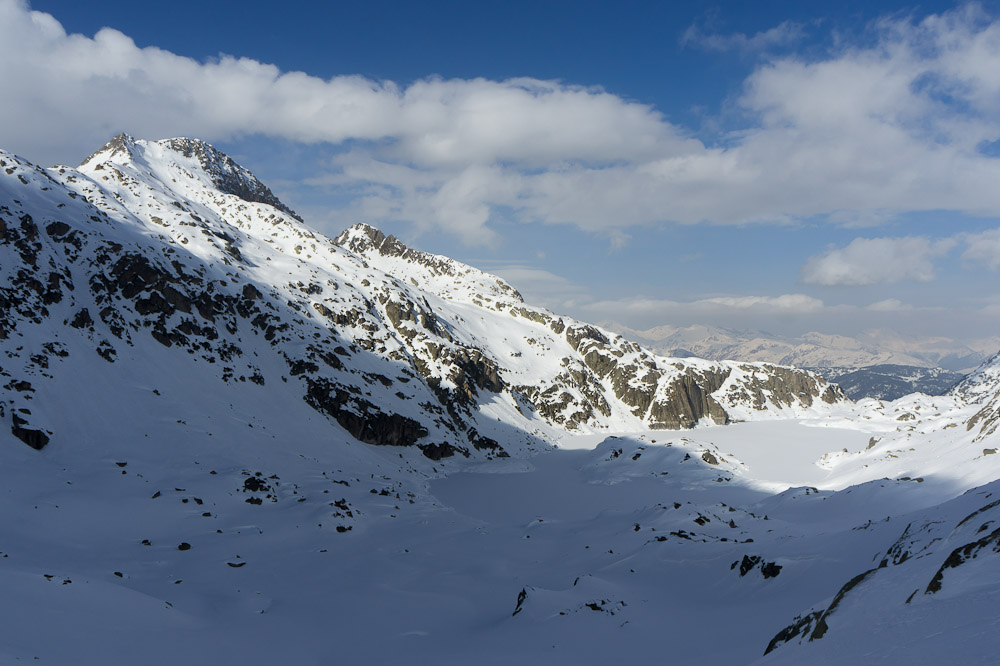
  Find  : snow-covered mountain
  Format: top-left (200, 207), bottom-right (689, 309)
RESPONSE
top-left (608, 323), bottom-right (998, 399)
top-left (1, 135), bottom-right (999, 665)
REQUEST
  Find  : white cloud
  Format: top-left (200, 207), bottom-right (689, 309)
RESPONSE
top-left (962, 228), bottom-right (1000, 269)
top-left (681, 20), bottom-right (807, 54)
top-left (4, 2), bottom-right (1000, 243)
top-left (584, 293), bottom-right (826, 317)
top-left (801, 237), bottom-right (956, 286)
top-left (867, 298), bottom-right (913, 312)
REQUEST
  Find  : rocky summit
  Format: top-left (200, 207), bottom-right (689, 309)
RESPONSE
top-left (1, 135), bottom-right (999, 665)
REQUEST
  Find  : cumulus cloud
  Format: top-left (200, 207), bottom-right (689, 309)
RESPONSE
top-left (800, 237), bottom-right (956, 286)
top-left (4, 1), bottom-right (1000, 243)
top-left (962, 228), bottom-right (1000, 269)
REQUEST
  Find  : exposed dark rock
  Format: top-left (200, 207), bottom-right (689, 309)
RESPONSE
top-left (304, 378), bottom-right (428, 447)
top-left (761, 561), bottom-right (783, 578)
top-left (419, 442), bottom-right (468, 460)
top-left (512, 588), bottom-right (528, 616)
top-left (925, 525), bottom-right (1000, 595)
top-left (739, 555), bottom-right (761, 576)
top-left (69, 308), bottom-right (94, 328)
top-left (45, 221), bottom-right (71, 237)
top-left (243, 476), bottom-right (270, 493)
top-left (11, 415), bottom-right (49, 450)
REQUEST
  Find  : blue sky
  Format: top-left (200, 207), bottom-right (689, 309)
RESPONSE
top-left (5, 0), bottom-right (1000, 341)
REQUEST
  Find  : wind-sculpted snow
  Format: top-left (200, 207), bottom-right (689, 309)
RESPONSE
top-left (1, 135), bottom-right (999, 665)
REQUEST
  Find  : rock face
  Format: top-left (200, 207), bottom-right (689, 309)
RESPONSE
top-left (1, 134), bottom-right (849, 455)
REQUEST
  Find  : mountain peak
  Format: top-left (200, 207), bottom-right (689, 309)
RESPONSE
top-left (80, 132), bottom-right (138, 166)
top-left (80, 134), bottom-right (302, 222)
top-left (335, 222), bottom-right (415, 258)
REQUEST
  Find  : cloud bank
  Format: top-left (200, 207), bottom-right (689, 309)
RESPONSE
top-left (801, 236), bottom-right (957, 286)
top-left (3, 1), bottom-right (1000, 244)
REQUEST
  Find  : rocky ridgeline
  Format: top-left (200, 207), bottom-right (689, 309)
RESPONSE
top-left (334, 223), bottom-right (847, 430)
top-left (2, 134), bottom-right (848, 458)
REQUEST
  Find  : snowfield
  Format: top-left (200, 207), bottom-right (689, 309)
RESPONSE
top-left (0, 135), bottom-right (998, 664)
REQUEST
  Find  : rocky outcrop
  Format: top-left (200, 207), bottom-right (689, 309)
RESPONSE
top-left (649, 368), bottom-right (730, 430)
top-left (11, 414), bottom-right (49, 450)
top-left (304, 378), bottom-right (427, 447)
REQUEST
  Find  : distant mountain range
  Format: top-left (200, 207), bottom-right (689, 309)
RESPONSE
top-left (607, 323), bottom-right (1000, 399)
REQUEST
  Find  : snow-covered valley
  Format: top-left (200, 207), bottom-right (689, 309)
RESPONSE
top-left (1, 135), bottom-right (999, 664)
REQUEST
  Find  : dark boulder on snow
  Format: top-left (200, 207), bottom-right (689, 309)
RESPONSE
top-left (11, 414), bottom-right (49, 450)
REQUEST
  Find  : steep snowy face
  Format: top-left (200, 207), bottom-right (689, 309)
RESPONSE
top-left (955, 352), bottom-right (1000, 441)
top-left (1, 135), bottom-right (848, 462)
top-left (953, 350), bottom-right (1000, 404)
